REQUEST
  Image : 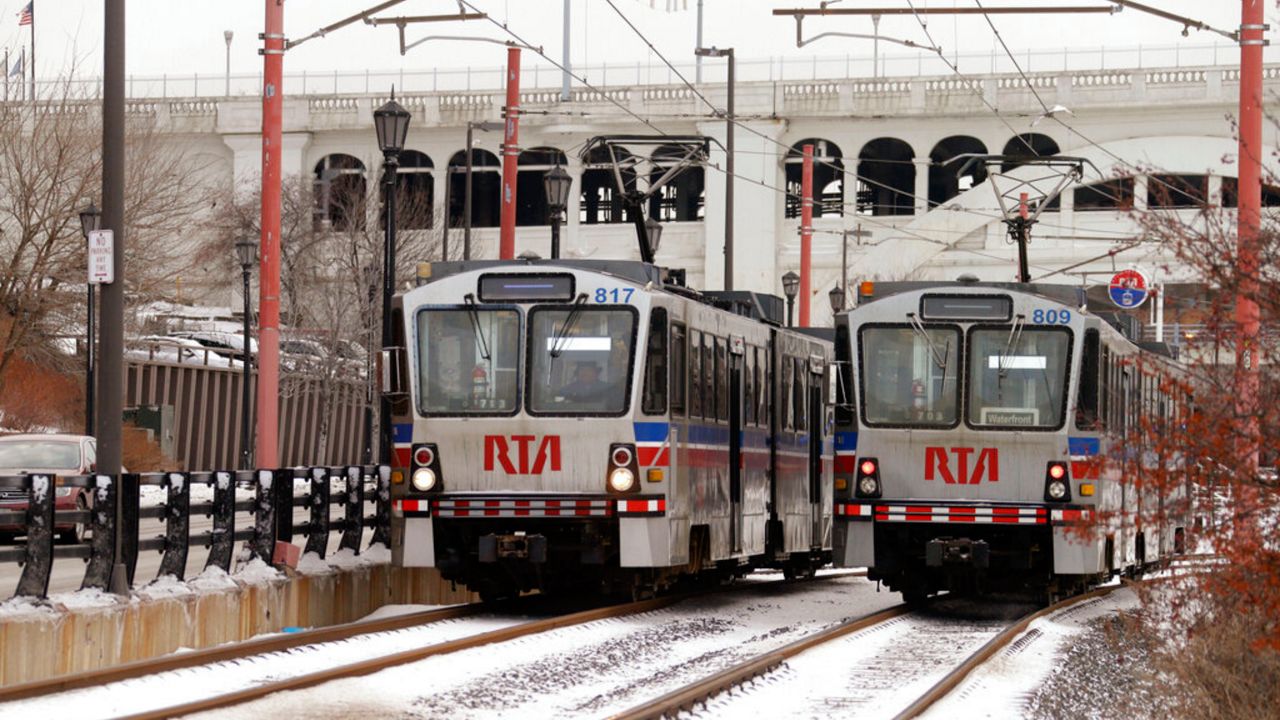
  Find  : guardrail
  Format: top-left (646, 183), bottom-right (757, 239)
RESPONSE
top-left (0, 465), bottom-right (391, 599)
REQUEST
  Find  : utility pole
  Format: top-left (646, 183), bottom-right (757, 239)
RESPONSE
top-left (872, 14), bottom-right (881, 77)
top-left (695, 46), bottom-right (735, 290)
top-left (1236, 0), bottom-right (1264, 472)
top-left (99, 0), bottom-right (127, 591)
top-left (1012, 191), bottom-right (1032, 283)
top-left (257, 0), bottom-right (284, 470)
top-left (499, 47), bottom-right (521, 260)
top-left (562, 0), bottom-right (571, 101)
top-left (695, 0), bottom-right (704, 83)
top-left (224, 30), bottom-right (234, 96)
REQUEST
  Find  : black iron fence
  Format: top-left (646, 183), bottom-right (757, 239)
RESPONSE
top-left (0, 465), bottom-right (391, 599)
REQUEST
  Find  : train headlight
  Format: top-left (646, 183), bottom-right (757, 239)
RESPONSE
top-left (411, 468), bottom-right (437, 492)
top-left (858, 475), bottom-right (879, 496)
top-left (608, 467), bottom-right (636, 493)
top-left (1047, 480), bottom-right (1068, 500)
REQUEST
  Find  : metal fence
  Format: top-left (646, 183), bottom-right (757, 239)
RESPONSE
top-left (14, 41), bottom-right (1271, 101)
top-left (0, 465), bottom-right (390, 599)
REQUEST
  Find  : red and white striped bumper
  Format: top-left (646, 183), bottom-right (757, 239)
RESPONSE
top-left (435, 497), bottom-right (613, 518)
top-left (835, 502), bottom-right (1093, 526)
top-left (616, 497), bottom-right (666, 516)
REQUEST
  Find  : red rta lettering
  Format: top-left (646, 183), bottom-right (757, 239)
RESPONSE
top-left (925, 447), bottom-right (999, 485)
top-left (484, 435), bottom-right (562, 474)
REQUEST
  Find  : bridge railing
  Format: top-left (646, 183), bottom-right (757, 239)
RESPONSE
top-left (0, 465), bottom-right (391, 599)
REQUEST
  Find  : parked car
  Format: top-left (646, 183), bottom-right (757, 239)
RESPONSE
top-left (0, 434), bottom-right (97, 544)
top-left (128, 335), bottom-right (243, 369)
top-left (169, 330), bottom-right (257, 364)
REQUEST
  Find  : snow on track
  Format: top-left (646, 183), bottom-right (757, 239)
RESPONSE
top-left (697, 596), bottom-right (1040, 719)
top-left (180, 574), bottom-right (895, 720)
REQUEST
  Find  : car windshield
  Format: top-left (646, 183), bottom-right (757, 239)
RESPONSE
top-left (860, 325), bottom-right (960, 427)
top-left (417, 307), bottom-right (521, 415)
top-left (0, 440), bottom-right (81, 469)
top-left (528, 307), bottom-right (636, 415)
top-left (967, 327), bottom-right (1071, 429)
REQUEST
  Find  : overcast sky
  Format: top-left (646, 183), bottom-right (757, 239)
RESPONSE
top-left (0, 1), bottom-right (1270, 82)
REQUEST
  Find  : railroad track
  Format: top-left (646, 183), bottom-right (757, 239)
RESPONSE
top-left (1, 571), bottom-right (863, 720)
top-left (609, 584), bottom-right (1128, 720)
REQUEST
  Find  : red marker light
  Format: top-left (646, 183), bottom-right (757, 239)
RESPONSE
top-left (414, 447), bottom-right (435, 467)
top-left (612, 447), bottom-right (633, 467)
top-left (1049, 463), bottom-right (1066, 480)
top-left (860, 459), bottom-right (877, 476)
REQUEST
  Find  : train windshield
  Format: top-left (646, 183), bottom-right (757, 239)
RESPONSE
top-left (528, 306), bottom-right (636, 415)
top-left (416, 308), bottom-right (521, 415)
top-left (859, 326), bottom-right (960, 427)
top-left (967, 327), bottom-right (1071, 429)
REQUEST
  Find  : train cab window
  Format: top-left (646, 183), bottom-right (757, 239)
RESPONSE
top-left (761, 349), bottom-right (772, 428)
top-left (781, 356), bottom-right (794, 430)
top-left (642, 308), bottom-right (668, 415)
top-left (967, 327), bottom-right (1071, 430)
top-left (1075, 329), bottom-right (1100, 430)
top-left (745, 349), bottom-right (757, 426)
top-left (794, 357), bottom-right (808, 433)
top-left (416, 307), bottom-right (521, 415)
top-left (860, 326), bottom-right (960, 427)
top-left (528, 306), bottom-right (637, 415)
top-left (834, 323), bottom-right (854, 426)
top-left (753, 348), bottom-right (764, 427)
top-left (1099, 347), bottom-right (1111, 430)
top-left (704, 335), bottom-right (716, 421)
top-left (689, 330), bottom-right (703, 418)
top-left (716, 338), bottom-right (729, 421)
top-left (670, 324), bottom-right (687, 416)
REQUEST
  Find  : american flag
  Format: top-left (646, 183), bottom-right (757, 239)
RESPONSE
top-left (18, 2), bottom-right (32, 27)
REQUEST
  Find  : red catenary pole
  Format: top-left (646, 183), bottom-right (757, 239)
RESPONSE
top-left (800, 143), bottom-right (814, 327)
top-left (499, 46), bottom-right (521, 259)
top-left (256, 0), bottom-right (285, 468)
top-left (1236, 0), bottom-right (1263, 474)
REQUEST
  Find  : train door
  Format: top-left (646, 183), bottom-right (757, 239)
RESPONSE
top-left (728, 336), bottom-right (745, 555)
top-left (806, 355), bottom-right (824, 549)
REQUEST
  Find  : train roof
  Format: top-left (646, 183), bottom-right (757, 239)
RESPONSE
top-left (417, 259), bottom-right (790, 328)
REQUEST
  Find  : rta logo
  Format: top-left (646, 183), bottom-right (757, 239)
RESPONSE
top-left (484, 435), bottom-right (562, 475)
top-left (924, 447), bottom-right (1000, 485)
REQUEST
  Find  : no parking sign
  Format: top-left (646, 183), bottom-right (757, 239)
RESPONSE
top-left (1108, 269), bottom-right (1149, 309)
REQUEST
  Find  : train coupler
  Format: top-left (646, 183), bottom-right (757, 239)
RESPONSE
top-left (925, 538), bottom-right (990, 569)
top-left (478, 533), bottom-right (547, 563)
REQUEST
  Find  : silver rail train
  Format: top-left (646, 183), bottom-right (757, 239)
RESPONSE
top-left (384, 259), bottom-right (833, 599)
top-left (833, 279), bottom-right (1190, 601)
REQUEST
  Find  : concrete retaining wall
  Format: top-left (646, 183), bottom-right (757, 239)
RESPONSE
top-left (0, 565), bottom-right (472, 686)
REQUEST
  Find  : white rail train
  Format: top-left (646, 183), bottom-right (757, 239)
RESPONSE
top-left (832, 279), bottom-right (1190, 601)
top-left (384, 259), bottom-right (833, 599)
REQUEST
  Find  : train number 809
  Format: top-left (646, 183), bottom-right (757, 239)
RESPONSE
top-left (1031, 308), bottom-right (1072, 325)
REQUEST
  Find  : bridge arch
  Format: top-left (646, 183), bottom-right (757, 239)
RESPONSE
top-left (929, 135), bottom-right (988, 207)
top-left (313, 153), bottom-right (366, 231)
top-left (1001, 133), bottom-right (1060, 172)
top-left (857, 137), bottom-right (915, 216)
top-left (447, 148), bottom-right (501, 229)
top-left (516, 147), bottom-right (569, 226)
top-left (784, 138), bottom-right (844, 219)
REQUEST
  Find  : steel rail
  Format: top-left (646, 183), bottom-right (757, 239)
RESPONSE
top-left (0, 601), bottom-right (490, 702)
top-left (609, 603), bottom-right (913, 720)
top-left (892, 583), bottom-right (1126, 719)
top-left (115, 593), bottom-right (690, 720)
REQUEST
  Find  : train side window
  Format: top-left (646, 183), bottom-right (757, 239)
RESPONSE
top-left (781, 355), bottom-right (793, 430)
top-left (795, 357), bottom-right (808, 432)
top-left (670, 323), bottom-right (687, 416)
top-left (1099, 346), bottom-right (1110, 430)
top-left (1075, 329), bottom-right (1100, 430)
top-left (689, 330), bottom-right (702, 418)
top-left (745, 348), bottom-right (756, 426)
top-left (753, 347), bottom-right (763, 427)
top-left (642, 308), bottom-right (669, 415)
top-left (715, 338), bottom-right (728, 421)
top-left (704, 335), bottom-right (715, 421)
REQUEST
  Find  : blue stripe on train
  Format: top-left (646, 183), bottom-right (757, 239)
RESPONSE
top-left (393, 424), bottom-right (413, 444)
top-left (1068, 437), bottom-right (1100, 456)
top-left (633, 421), bottom-right (669, 443)
top-left (835, 431), bottom-right (858, 452)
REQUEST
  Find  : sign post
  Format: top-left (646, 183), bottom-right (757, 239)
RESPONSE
top-left (1108, 268), bottom-right (1148, 310)
top-left (88, 229), bottom-right (115, 285)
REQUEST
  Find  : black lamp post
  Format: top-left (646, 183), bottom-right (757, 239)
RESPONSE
top-left (79, 203), bottom-right (101, 437)
top-left (782, 271), bottom-right (800, 328)
top-left (828, 284), bottom-right (845, 318)
top-left (645, 217), bottom-right (664, 258)
top-left (543, 165), bottom-right (572, 259)
top-left (235, 237), bottom-right (257, 469)
top-left (374, 90), bottom-right (411, 464)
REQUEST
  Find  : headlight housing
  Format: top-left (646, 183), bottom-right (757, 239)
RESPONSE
top-left (411, 468), bottom-right (437, 492)
top-left (855, 457), bottom-right (881, 499)
top-left (1044, 462), bottom-right (1070, 502)
top-left (608, 467), bottom-right (636, 493)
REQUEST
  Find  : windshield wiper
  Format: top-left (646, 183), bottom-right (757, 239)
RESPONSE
top-left (463, 294), bottom-right (492, 362)
top-left (998, 314), bottom-right (1026, 381)
top-left (549, 293), bottom-right (589, 358)
top-left (907, 313), bottom-right (950, 370)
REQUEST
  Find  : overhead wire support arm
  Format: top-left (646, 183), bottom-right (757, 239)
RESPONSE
top-left (285, 0), bottom-right (411, 50)
top-left (790, 15), bottom-right (938, 51)
top-left (1102, 1), bottom-right (1241, 42)
top-left (772, 5), bottom-right (1120, 17)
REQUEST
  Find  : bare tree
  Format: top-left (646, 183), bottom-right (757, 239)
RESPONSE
top-left (0, 81), bottom-right (212, 396)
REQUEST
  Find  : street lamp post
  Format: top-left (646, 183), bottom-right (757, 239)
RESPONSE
top-left (543, 165), bottom-right (572, 259)
top-left (234, 237), bottom-right (257, 469)
top-left (223, 30), bottom-right (234, 96)
top-left (828, 284), bottom-right (845, 319)
top-left (694, 46), bottom-right (735, 290)
top-left (645, 217), bottom-right (664, 258)
top-left (374, 91), bottom-right (411, 463)
top-left (782, 271), bottom-right (800, 328)
top-left (79, 203), bottom-right (101, 438)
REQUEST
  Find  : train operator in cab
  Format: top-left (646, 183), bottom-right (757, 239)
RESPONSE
top-left (556, 360), bottom-right (611, 408)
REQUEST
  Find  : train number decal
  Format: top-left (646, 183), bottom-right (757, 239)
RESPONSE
top-left (593, 287), bottom-right (635, 303)
top-left (924, 446), bottom-right (1000, 485)
top-left (484, 435), bottom-right (562, 474)
top-left (1030, 308), bottom-right (1071, 324)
